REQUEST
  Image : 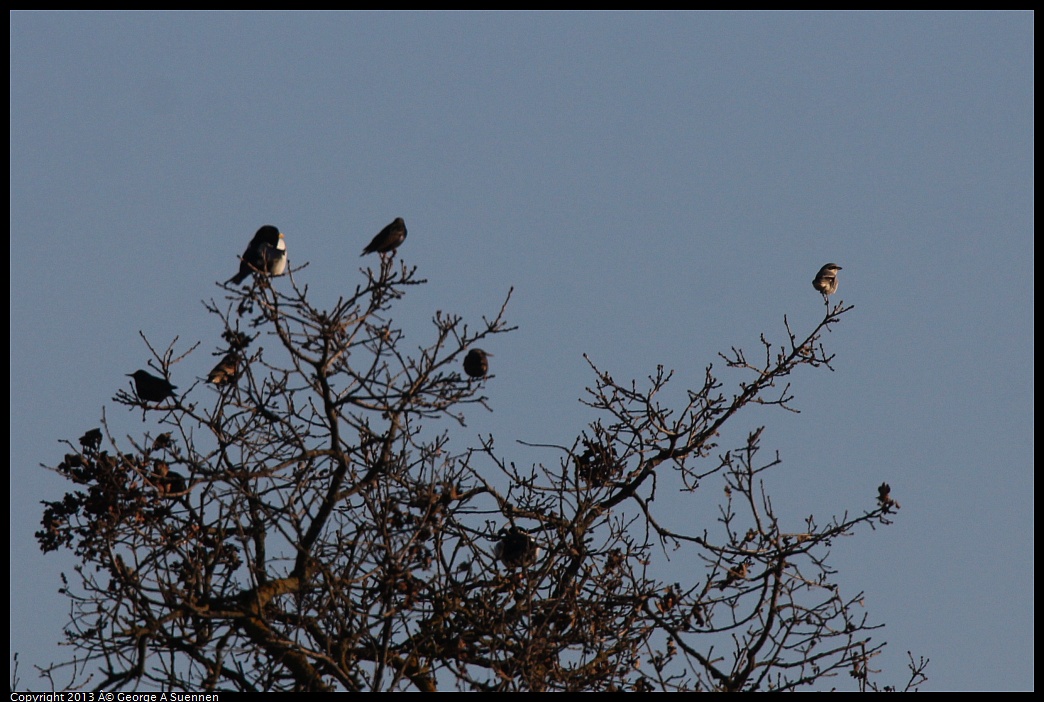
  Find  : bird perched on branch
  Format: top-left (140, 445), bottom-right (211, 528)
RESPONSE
top-left (206, 352), bottom-right (240, 386)
top-left (228, 225), bottom-right (287, 285)
top-left (812, 263), bottom-right (842, 301)
top-left (463, 348), bottom-right (491, 378)
top-left (127, 370), bottom-right (177, 403)
top-left (361, 217), bottom-right (407, 256)
top-left (716, 560), bottom-right (750, 590)
top-left (494, 527), bottom-right (541, 568)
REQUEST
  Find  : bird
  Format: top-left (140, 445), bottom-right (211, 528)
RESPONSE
top-left (716, 560), bottom-right (750, 590)
top-left (228, 225), bottom-right (287, 285)
top-left (494, 527), bottom-right (542, 568)
top-left (79, 428), bottom-right (103, 451)
top-left (361, 217), bottom-right (407, 256)
top-left (127, 370), bottom-right (177, 403)
top-left (877, 482), bottom-right (900, 512)
top-left (151, 432), bottom-right (173, 451)
top-left (463, 348), bottom-right (491, 378)
top-left (267, 234), bottom-right (288, 277)
top-left (812, 263), bottom-right (842, 300)
top-left (152, 461), bottom-right (187, 498)
top-left (206, 352), bottom-right (240, 386)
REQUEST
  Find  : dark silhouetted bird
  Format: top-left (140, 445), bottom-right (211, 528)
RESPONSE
top-left (812, 263), bottom-right (842, 300)
top-left (463, 348), bottom-right (491, 378)
top-left (206, 352), bottom-right (240, 386)
top-left (877, 482), bottom-right (900, 512)
top-left (151, 432), bottom-right (173, 451)
top-left (716, 560), bottom-right (750, 590)
top-left (228, 225), bottom-right (287, 285)
top-left (79, 428), bottom-right (103, 451)
top-left (361, 217), bottom-right (407, 256)
top-left (494, 527), bottom-right (542, 568)
top-left (153, 461), bottom-right (187, 498)
top-left (127, 370), bottom-right (177, 403)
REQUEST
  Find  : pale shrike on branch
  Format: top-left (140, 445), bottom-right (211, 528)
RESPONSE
top-left (812, 263), bottom-right (842, 302)
top-left (228, 226), bottom-right (287, 285)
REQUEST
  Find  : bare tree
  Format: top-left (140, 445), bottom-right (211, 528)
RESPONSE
top-left (34, 255), bottom-right (927, 691)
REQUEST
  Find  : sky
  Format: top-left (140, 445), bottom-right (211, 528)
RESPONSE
top-left (10, 11), bottom-right (1033, 691)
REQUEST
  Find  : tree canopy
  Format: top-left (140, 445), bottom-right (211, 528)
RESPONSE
top-left (32, 252), bottom-right (926, 692)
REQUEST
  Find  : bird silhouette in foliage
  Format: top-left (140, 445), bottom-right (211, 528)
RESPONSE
top-left (127, 370), bottom-right (176, 403)
top-left (361, 217), bottom-right (407, 257)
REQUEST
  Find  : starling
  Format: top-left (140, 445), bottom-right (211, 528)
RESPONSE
top-left (463, 348), bottom-right (491, 378)
top-left (812, 263), bottom-right (842, 300)
top-left (877, 482), bottom-right (900, 512)
top-left (228, 225), bottom-right (287, 285)
top-left (494, 527), bottom-right (542, 568)
top-left (717, 560), bottom-right (750, 590)
top-left (151, 432), bottom-right (173, 451)
top-left (153, 461), bottom-right (187, 498)
top-left (127, 370), bottom-right (177, 403)
top-left (206, 352), bottom-right (240, 385)
top-left (79, 428), bottom-right (103, 451)
top-left (361, 217), bottom-right (407, 256)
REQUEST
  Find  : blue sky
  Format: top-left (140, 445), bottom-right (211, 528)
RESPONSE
top-left (10, 12), bottom-right (1033, 691)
